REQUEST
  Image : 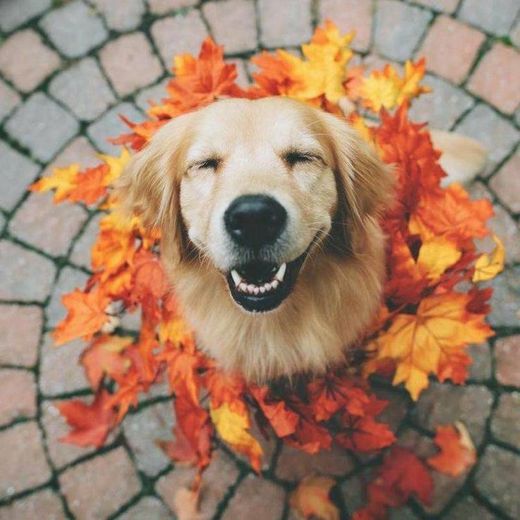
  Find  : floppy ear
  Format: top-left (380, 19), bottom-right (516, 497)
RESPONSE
top-left (319, 111), bottom-right (394, 256)
top-left (115, 113), bottom-right (194, 264)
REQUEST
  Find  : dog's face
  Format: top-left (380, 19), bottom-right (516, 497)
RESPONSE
top-left (118, 97), bottom-right (390, 314)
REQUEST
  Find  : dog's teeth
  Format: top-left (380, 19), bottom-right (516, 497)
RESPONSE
top-left (275, 263), bottom-right (287, 282)
top-left (247, 284), bottom-right (256, 293)
top-left (231, 270), bottom-right (242, 287)
top-left (253, 287), bottom-right (260, 295)
top-left (259, 286), bottom-right (266, 294)
top-left (264, 282), bottom-right (272, 292)
top-left (271, 279), bottom-right (279, 289)
top-left (239, 282), bottom-right (247, 292)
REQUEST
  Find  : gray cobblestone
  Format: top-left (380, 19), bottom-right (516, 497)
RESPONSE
top-left (87, 102), bottom-right (144, 154)
top-left (49, 57), bottom-right (116, 121)
top-left (5, 93), bottom-right (79, 162)
top-left (0, 368), bottom-right (37, 427)
top-left (468, 343), bottom-right (492, 382)
top-left (488, 266), bottom-right (520, 327)
top-left (475, 445), bottom-right (520, 518)
top-left (92, 0), bottom-right (145, 32)
top-left (0, 489), bottom-right (66, 520)
top-left (0, 0), bottom-right (51, 32)
top-left (445, 496), bottom-right (495, 519)
top-left (0, 79), bottom-right (21, 124)
top-left (116, 497), bottom-right (172, 520)
top-left (458, 0), bottom-right (519, 36)
top-left (151, 11), bottom-right (209, 69)
top-left (148, 0), bottom-right (198, 14)
top-left (0, 140), bottom-right (40, 212)
top-left (409, 74), bottom-right (474, 130)
top-left (489, 151), bottom-right (520, 213)
top-left (39, 0), bottom-right (108, 58)
top-left (491, 392), bottom-right (520, 450)
top-left (134, 79), bottom-right (169, 112)
top-left (258, 0), bottom-right (313, 48)
top-left (455, 104), bottom-right (519, 174)
top-left (70, 213), bottom-right (103, 269)
top-left (0, 240), bottom-right (56, 302)
top-left (374, 0), bottom-right (432, 62)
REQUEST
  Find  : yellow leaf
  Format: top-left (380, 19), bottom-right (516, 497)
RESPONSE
top-left (210, 403), bottom-right (263, 472)
top-left (290, 475), bottom-right (339, 520)
top-left (30, 164), bottom-right (80, 203)
top-left (417, 236), bottom-right (462, 280)
top-left (360, 59), bottom-right (430, 112)
top-left (98, 148), bottom-right (132, 185)
top-left (376, 293), bottom-right (493, 400)
top-left (473, 235), bottom-right (505, 282)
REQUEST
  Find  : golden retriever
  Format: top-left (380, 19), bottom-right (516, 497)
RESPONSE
top-left (117, 97), bottom-right (394, 382)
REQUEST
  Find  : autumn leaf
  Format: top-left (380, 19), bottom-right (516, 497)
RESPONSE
top-left (251, 386), bottom-right (299, 437)
top-left (375, 292), bottom-right (493, 400)
top-left (81, 335), bottom-right (132, 389)
top-left (210, 403), bottom-right (263, 472)
top-left (30, 164), bottom-right (80, 203)
top-left (473, 235), bottom-right (505, 282)
top-left (53, 289), bottom-right (111, 345)
top-left (427, 423), bottom-right (476, 476)
top-left (58, 389), bottom-right (117, 447)
top-left (290, 475), bottom-right (340, 520)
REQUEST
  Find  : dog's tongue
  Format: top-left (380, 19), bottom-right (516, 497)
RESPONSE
top-left (238, 261), bottom-right (278, 283)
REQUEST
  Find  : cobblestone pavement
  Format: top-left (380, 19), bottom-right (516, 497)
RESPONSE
top-left (0, 0), bottom-right (519, 519)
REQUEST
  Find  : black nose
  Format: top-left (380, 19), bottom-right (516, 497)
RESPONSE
top-left (224, 194), bottom-right (287, 248)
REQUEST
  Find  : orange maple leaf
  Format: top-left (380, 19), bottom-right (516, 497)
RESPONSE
top-left (53, 289), bottom-right (111, 345)
top-left (290, 475), bottom-right (340, 520)
top-left (427, 423), bottom-right (476, 476)
top-left (58, 389), bottom-right (117, 448)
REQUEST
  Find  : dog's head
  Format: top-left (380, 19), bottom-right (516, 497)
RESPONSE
top-left (117, 97), bottom-right (392, 313)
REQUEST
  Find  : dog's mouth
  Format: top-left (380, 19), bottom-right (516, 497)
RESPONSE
top-left (225, 252), bottom-right (307, 312)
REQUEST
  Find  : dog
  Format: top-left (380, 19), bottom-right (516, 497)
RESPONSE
top-left (116, 96), bottom-right (483, 383)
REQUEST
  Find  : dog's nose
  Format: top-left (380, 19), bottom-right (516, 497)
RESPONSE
top-left (224, 194), bottom-right (287, 247)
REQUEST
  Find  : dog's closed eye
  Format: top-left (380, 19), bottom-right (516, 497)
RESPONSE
top-left (283, 150), bottom-right (323, 167)
top-left (188, 157), bottom-right (222, 173)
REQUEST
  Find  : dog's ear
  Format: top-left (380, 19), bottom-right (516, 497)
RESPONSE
top-left (115, 113), bottom-right (194, 264)
top-left (320, 111), bottom-right (394, 256)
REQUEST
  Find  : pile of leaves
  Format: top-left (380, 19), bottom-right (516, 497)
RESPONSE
top-left (32, 22), bottom-right (504, 519)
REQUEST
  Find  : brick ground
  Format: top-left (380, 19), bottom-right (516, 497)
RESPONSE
top-left (0, 0), bottom-right (518, 519)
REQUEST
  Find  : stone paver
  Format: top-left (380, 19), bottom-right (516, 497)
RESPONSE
top-left (0, 0), bottom-right (51, 32)
top-left (458, 0), bottom-right (519, 36)
top-left (0, 422), bottom-right (52, 499)
top-left (203, 0), bottom-right (258, 54)
top-left (258, 0), bottom-right (313, 48)
top-left (0, 30), bottom-right (61, 93)
top-left (0, 305), bottom-right (42, 367)
top-left (49, 57), bottom-right (116, 121)
top-left (59, 447), bottom-right (141, 519)
top-left (419, 16), bottom-right (485, 84)
top-left (0, 80), bottom-right (21, 124)
top-left (39, 0), bottom-right (108, 58)
top-left (375, 0), bottom-right (432, 62)
top-left (39, 334), bottom-right (90, 396)
top-left (468, 44), bottom-right (520, 115)
top-left (0, 240), bottom-right (56, 302)
top-left (0, 489), bottom-right (66, 520)
top-left (9, 192), bottom-right (88, 257)
top-left (100, 32), bottom-right (163, 97)
top-left (409, 74), bottom-right (475, 130)
top-left (87, 102), bottom-right (144, 154)
top-left (490, 151), bottom-right (520, 213)
top-left (320, 0), bottom-right (373, 52)
top-left (491, 392), bottom-right (520, 449)
top-left (0, 1), bottom-right (519, 518)
top-left (5, 93), bottom-right (79, 162)
top-left (222, 475), bottom-right (285, 520)
top-left (92, 0), bottom-right (145, 32)
top-left (495, 336), bottom-right (520, 387)
top-left (455, 103), bottom-right (519, 172)
top-left (151, 11), bottom-right (209, 68)
top-left (0, 141), bottom-right (40, 212)
top-left (475, 445), bottom-right (520, 518)
top-left (123, 401), bottom-right (175, 476)
top-left (0, 369), bottom-right (37, 427)
top-left (116, 496), bottom-right (172, 520)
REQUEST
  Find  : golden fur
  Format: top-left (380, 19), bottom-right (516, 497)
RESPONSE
top-left (116, 97), bottom-right (393, 382)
